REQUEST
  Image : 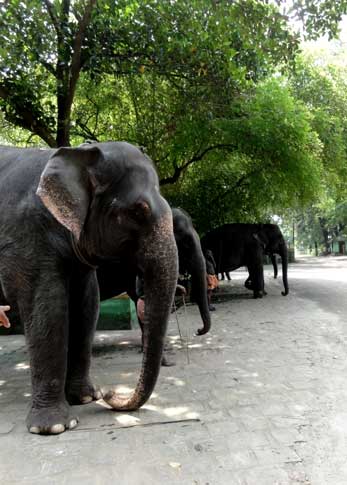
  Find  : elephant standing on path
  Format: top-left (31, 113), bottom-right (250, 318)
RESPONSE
top-left (0, 142), bottom-right (178, 435)
top-left (97, 207), bottom-right (211, 337)
top-left (201, 223), bottom-right (289, 298)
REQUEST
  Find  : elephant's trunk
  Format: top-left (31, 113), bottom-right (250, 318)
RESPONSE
top-left (270, 253), bottom-right (278, 279)
top-left (103, 211), bottom-right (178, 410)
top-left (280, 244), bottom-right (289, 296)
top-left (189, 241), bottom-right (211, 336)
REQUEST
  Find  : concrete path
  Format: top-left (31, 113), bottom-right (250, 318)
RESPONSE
top-left (1, 256), bottom-right (347, 484)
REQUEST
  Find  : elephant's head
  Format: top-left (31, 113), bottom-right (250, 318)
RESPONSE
top-left (172, 208), bottom-right (211, 335)
top-left (257, 224), bottom-right (289, 296)
top-left (36, 141), bottom-right (178, 410)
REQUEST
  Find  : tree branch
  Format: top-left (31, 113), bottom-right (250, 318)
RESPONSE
top-left (73, 119), bottom-right (99, 141)
top-left (68, 0), bottom-right (96, 105)
top-left (55, 0), bottom-right (96, 146)
top-left (209, 172), bottom-right (255, 207)
top-left (159, 144), bottom-right (237, 185)
top-left (43, 0), bottom-right (61, 36)
top-left (209, 163), bottom-right (275, 207)
top-left (38, 58), bottom-right (57, 77)
top-left (0, 84), bottom-right (57, 147)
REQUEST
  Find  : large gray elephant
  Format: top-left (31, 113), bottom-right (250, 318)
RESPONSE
top-left (0, 142), bottom-right (178, 435)
top-left (97, 207), bottom-right (211, 337)
top-left (201, 223), bottom-right (289, 298)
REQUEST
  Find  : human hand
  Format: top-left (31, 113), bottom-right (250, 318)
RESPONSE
top-left (0, 305), bottom-right (11, 328)
top-left (175, 284), bottom-right (187, 296)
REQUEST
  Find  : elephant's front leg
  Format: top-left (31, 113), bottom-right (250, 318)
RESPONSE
top-left (21, 275), bottom-right (78, 435)
top-left (248, 263), bottom-right (265, 299)
top-left (65, 270), bottom-right (102, 405)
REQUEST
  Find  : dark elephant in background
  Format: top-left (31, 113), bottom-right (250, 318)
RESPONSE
top-left (201, 224), bottom-right (266, 298)
top-left (0, 142), bottom-right (178, 435)
top-left (244, 252), bottom-right (278, 293)
top-left (201, 223), bottom-right (289, 298)
top-left (97, 207), bottom-right (211, 337)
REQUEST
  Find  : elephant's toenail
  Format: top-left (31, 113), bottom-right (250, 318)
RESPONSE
top-left (81, 395), bottom-right (93, 404)
top-left (29, 426), bottom-right (40, 434)
top-left (69, 419), bottom-right (78, 429)
top-left (50, 424), bottom-right (65, 434)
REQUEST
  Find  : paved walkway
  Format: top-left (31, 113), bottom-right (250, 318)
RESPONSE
top-left (1, 258), bottom-right (347, 484)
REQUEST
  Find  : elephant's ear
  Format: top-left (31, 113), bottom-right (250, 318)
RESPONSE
top-left (36, 146), bottom-right (102, 240)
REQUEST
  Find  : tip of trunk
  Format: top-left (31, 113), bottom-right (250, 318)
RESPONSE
top-left (102, 390), bottom-right (146, 411)
top-left (281, 289), bottom-right (289, 296)
top-left (196, 321), bottom-right (211, 336)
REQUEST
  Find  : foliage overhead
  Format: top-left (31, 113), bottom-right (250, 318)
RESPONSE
top-left (0, 0), bottom-right (302, 147)
top-left (1, 0), bottom-right (347, 239)
top-left (289, 52), bottom-right (347, 251)
top-left (290, 0), bottom-right (347, 40)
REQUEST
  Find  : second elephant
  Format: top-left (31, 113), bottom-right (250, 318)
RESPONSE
top-left (97, 207), bottom-right (211, 336)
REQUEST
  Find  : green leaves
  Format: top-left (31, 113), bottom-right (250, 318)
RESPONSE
top-left (288, 49), bottom-right (347, 251)
top-left (1, 0), bottom-right (347, 235)
top-left (289, 0), bottom-right (347, 40)
top-left (163, 75), bottom-right (324, 233)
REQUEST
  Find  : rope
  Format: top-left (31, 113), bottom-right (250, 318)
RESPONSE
top-left (173, 295), bottom-right (190, 364)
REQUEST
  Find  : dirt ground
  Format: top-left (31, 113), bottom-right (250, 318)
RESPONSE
top-left (1, 256), bottom-right (347, 484)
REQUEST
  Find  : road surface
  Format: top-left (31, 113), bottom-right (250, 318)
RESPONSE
top-left (1, 255), bottom-right (347, 484)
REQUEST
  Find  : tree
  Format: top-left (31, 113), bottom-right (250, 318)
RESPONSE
top-left (2, 0), bottom-right (347, 237)
top-left (289, 0), bottom-right (347, 40)
top-left (289, 51), bottom-right (347, 252)
top-left (163, 76), bottom-right (322, 233)
top-left (0, 0), bottom-right (96, 147)
top-left (0, 0), bottom-right (308, 149)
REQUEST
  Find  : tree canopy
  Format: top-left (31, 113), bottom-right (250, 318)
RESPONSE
top-left (289, 50), bottom-right (347, 251)
top-left (1, 0), bottom-right (347, 241)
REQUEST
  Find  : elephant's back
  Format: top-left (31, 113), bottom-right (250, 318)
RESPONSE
top-left (0, 146), bottom-right (53, 206)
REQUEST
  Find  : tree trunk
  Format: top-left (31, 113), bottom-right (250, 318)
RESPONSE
top-left (319, 217), bottom-right (330, 254)
top-left (53, 0), bottom-right (96, 147)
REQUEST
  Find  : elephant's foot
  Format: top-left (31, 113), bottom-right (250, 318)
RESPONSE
top-left (161, 346), bottom-right (176, 366)
top-left (66, 377), bottom-right (102, 405)
top-left (253, 291), bottom-right (263, 299)
top-left (27, 401), bottom-right (78, 435)
top-left (161, 354), bottom-right (176, 366)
